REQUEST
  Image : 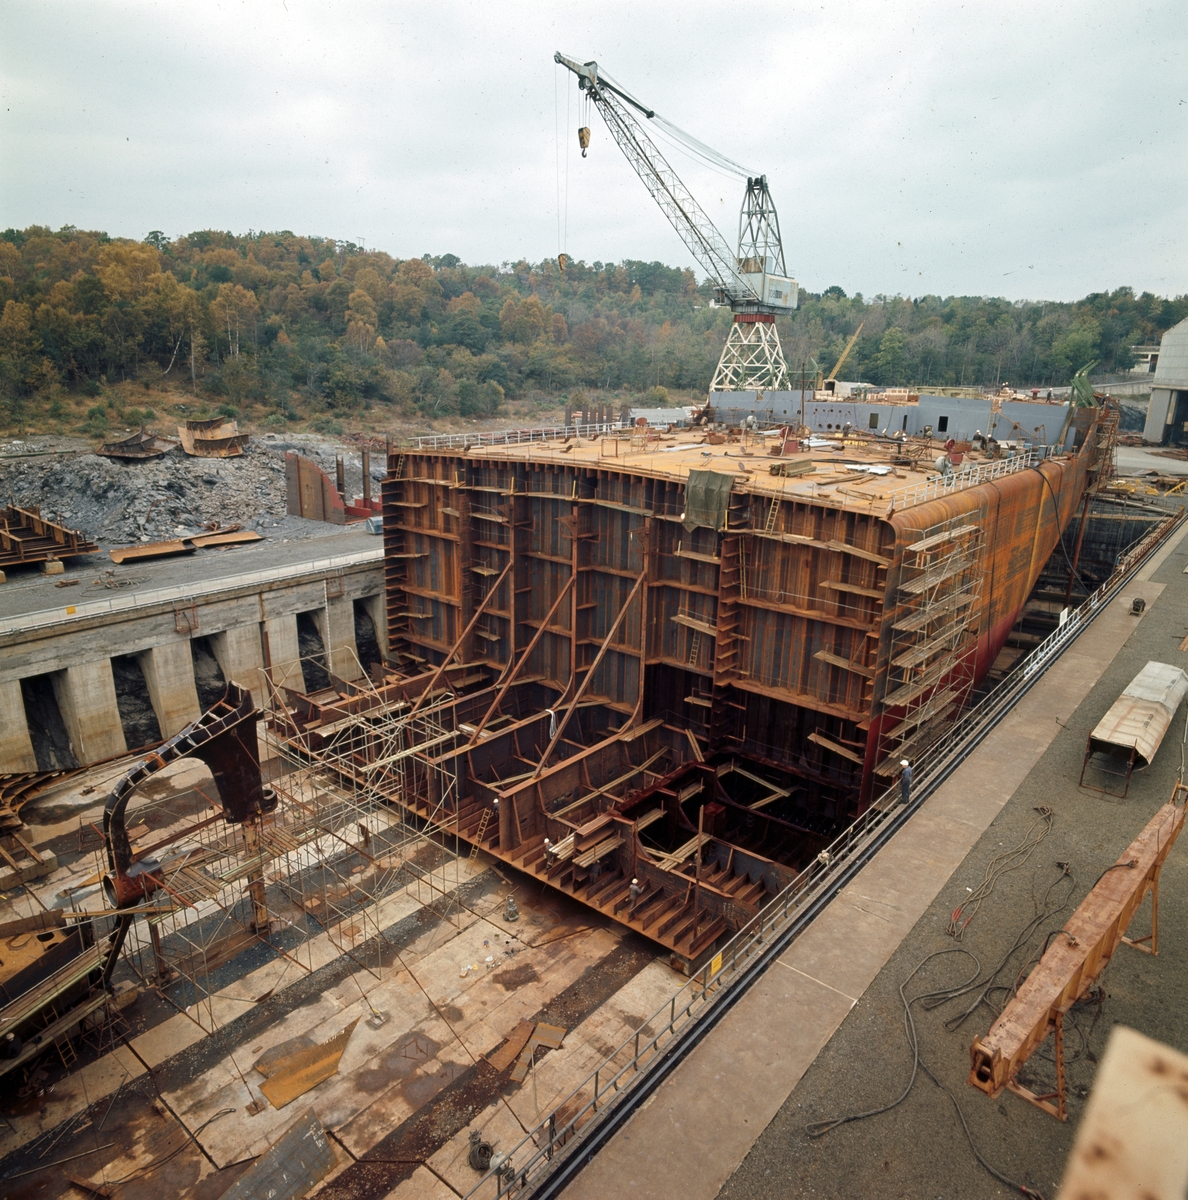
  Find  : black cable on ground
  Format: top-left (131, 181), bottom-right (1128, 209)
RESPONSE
top-left (937, 865), bottom-right (1076, 1030)
top-left (948, 806), bottom-right (1054, 940)
top-left (804, 863), bottom-right (1092, 1200)
top-left (805, 948), bottom-right (979, 1139)
top-left (104, 1107), bottom-right (236, 1185)
top-left (806, 948), bottom-right (1047, 1199)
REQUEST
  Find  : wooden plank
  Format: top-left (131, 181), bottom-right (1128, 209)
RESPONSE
top-left (807, 731), bottom-right (864, 764)
top-left (674, 546), bottom-right (721, 564)
top-left (900, 553), bottom-right (976, 595)
top-left (671, 613), bottom-right (718, 636)
top-left (892, 591), bottom-right (975, 633)
top-left (819, 580), bottom-right (884, 599)
top-left (633, 808), bottom-right (665, 832)
top-left (814, 650), bottom-right (875, 678)
top-left (907, 524), bottom-right (978, 554)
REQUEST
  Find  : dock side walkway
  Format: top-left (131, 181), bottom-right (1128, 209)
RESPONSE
top-left (562, 520), bottom-right (1188, 1200)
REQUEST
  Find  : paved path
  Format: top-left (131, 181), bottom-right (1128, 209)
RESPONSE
top-left (562, 521), bottom-right (1188, 1200)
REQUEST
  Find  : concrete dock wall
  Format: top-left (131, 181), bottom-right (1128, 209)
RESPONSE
top-left (56, 660), bottom-right (128, 762)
top-left (0, 679), bottom-right (38, 772)
top-left (0, 559), bottom-right (384, 771)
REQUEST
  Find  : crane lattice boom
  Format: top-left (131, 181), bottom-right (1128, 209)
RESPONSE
top-left (555, 52), bottom-right (798, 394)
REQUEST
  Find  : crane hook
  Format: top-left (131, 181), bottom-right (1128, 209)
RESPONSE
top-left (578, 126), bottom-right (590, 158)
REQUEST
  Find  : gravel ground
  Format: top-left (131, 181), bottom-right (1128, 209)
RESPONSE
top-left (718, 530), bottom-right (1188, 1200)
top-left (0, 433), bottom-right (384, 546)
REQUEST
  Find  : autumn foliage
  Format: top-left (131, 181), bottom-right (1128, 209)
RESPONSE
top-left (0, 224), bottom-right (1184, 432)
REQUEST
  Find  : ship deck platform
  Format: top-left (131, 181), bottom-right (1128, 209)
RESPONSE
top-left (560, 516), bottom-right (1188, 1200)
top-left (436, 426), bottom-right (1060, 517)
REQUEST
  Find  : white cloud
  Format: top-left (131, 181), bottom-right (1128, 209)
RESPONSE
top-left (1, 0), bottom-right (1185, 299)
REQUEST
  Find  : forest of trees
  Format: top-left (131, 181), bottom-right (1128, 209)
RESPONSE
top-left (1, 224), bottom-right (1185, 433)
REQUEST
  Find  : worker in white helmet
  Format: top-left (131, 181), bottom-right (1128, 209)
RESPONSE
top-left (899, 759), bottom-right (912, 806)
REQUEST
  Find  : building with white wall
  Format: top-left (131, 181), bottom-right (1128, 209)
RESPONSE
top-left (1142, 317), bottom-right (1188, 444)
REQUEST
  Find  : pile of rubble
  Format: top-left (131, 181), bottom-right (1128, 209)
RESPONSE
top-left (0, 445), bottom-right (289, 545)
top-left (0, 433), bottom-right (388, 548)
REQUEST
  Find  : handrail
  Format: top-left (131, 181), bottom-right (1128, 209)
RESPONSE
top-left (0, 547), bottom-right (383, 636)
top-left (404, 420), bottom-right (627, 452)
top-left (886, 447), bottom-right (1048, 510)
top-left (463, 502), bottom-right (1185, 1199)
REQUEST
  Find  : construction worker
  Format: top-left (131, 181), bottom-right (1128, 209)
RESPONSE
top-left (628, 877), bottom-right (641, 909)
top-left (899, 758), bottom-right (912, 806)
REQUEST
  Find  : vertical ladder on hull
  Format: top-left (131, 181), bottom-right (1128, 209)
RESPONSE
top-left (764, 498), bottom-right (781, 534)
top-left (469, 807), bottom-right (492, 860)
top-left (688, 629), bottom-right (702, 666)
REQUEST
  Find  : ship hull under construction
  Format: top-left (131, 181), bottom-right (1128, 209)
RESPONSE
top-left (268, 413), bottom-right (1110, 964)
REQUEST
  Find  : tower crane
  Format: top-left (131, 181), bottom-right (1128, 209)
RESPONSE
top-left (554, 52), bottom-right (798, 395)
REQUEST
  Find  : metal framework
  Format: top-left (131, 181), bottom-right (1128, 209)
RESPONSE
top-left (873, 511), bottom-right (987, 777)
top-left (969, 785), bottom-right (1187, 1120)
top-left (554, 52), bottom-right (795, 392)
top-left (82, 656), bottom-right (464, 1035)
top-left (455, 507), bottom-right (1187, 1197)
top-left (709, 315), bottom-right (789, 392)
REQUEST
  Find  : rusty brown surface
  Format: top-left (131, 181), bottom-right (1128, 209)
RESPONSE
top-left (0, 504), bottom-right (99, 567)
top-left (267, 422), bottom-right (1107, 962)
top-left (97, 428), bottom-right (179, 459)
top-left (969, 786), bottom-right (1187, 1113)
top-left (178, 418), bottom-right (248, 457)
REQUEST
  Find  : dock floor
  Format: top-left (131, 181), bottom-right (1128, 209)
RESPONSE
top-left (563, 520), bottom-right (1188, 1200)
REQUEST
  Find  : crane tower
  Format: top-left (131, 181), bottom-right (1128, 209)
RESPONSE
top-left (555, 52), bottom-right (798, 395)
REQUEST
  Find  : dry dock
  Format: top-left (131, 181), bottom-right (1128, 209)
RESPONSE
top-left (560, 517), bottom-right (1188, 1200)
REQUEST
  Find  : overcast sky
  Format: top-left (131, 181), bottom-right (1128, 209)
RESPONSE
top-left (2, 1), bottom-right (1185, 301)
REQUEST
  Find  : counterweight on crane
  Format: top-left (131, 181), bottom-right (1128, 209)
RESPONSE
top-left (554, 52), bottom-right (798, 395)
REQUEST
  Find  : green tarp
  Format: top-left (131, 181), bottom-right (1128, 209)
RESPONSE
top-left (683, 469), bottom-right (735, 532)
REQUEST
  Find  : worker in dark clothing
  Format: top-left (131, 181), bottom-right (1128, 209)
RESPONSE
top-left (899, 758), bottom-right (912, 806)
top-left (628, 878), bottom-right (641, 909)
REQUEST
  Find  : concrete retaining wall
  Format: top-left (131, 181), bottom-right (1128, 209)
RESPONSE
top-left (0, 560), bottom-right (384, 772)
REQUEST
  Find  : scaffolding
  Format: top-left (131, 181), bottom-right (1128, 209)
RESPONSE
top-left (873, 509), bottom-right (987, 778)
top-left (79, 651), bottom-right (465, 1035)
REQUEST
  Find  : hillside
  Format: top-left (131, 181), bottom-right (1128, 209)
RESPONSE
top-left (1, 224), bottom-right (1185, 439)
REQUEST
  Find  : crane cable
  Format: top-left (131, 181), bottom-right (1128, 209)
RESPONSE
top-left (565, 68), bottom-right (571, 254)
top-left (554, 65), bottom-right (562, 257)
top-left (593, 66), bottom-right (758, 178)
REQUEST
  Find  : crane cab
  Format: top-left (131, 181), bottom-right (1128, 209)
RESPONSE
top-left (737, 256), bottom-right (798, 310)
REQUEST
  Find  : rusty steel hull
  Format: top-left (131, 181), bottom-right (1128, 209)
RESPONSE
top-left (383, 451), bottom-right (1092, 805)
top-left (358, 425), bottom-right (1105, 958)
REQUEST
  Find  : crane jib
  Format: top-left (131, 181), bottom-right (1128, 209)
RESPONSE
top-left (553, 50), bottom-right (797, 394)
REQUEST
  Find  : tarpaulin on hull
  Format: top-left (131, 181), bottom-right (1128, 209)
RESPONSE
top-left (683, 470), bottom-right (734, 532)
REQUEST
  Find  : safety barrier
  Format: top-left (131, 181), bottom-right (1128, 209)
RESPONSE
top-left (887, 447), bottom-right (1047, 510)
top-left (405, 421), bottom-right (627, 452)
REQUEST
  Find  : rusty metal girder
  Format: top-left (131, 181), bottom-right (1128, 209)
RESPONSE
top-left (969, 784), bottom-right (1187, 1119)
